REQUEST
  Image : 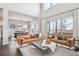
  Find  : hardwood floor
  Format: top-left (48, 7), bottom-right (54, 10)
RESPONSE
top-left (0, 40), bottom-right (22, 56)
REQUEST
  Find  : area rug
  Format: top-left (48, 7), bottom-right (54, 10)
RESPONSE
top-left (19, 45), bottom-right (44, 56)
top-left (19, 44), bottom-right (79, 56)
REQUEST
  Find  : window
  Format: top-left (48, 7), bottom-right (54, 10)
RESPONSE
top-left (48, 21), bottom-right (56, 34)
top-left (10, 24), bottom-right (15, 29)
top-left (50, 22), bottom-right (54, 30)
top-left (22, 24), bottom-right (29, 32)
top-left (31, 24), bottom-right (35, 31)
top-left (36, 24), bottom-right (38, 31)
top-left (43, 3), bottom-right (58, 11)
top-left (51, 3), bottom-right (58, 6)
top-left (62, 17), bottom-right (73, 30)
top-left (62, 17), bottom-right (73, 34)
top-left (47, 17), bottom-right (73, 34)
top-left (47, 22), bottom-right (50, 34)
top-left (31, 24), bottom-right (38, 33)
top-left (23, 25), bottom-right (28, 29)
top-left (17, 24), bottom-right (22, 30)
top-left (30, 24), bottom-right (34, 33)
top-left (57, 19), bottom-right (61, 33)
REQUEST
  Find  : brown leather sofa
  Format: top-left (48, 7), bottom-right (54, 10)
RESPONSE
top-left (47, 34), bottom-right (56, 39)
top-left (16, 34), bottom-right (42, 47)
top-left (48, 34), bottom-right (75, 49)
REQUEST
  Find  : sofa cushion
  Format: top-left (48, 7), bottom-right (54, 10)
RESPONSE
top-left (57, 36), bottom-right (65, 40)
top-left (48, 34), bottom-right (54, 38)
top-left (31, 34), bottom-right (39, 38)
top-left (22, 34), bottom-right (31, 39)
top-left (65, 35), bottom-right (73, 39)
top-left (22, 38), bottom-right (38, 44)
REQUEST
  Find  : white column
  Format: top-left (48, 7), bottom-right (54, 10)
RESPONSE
top-left (45, 19), bottom-right (48, 40)
top-left (28, 22), bottom-right (31, 34)
top-left (76, 9), bottom-right (79, 47)
top-left (77, 9), bottom-right (79, 40)
top-left (38, 18), bottom-right (41, 33)
top-left (3, 8), bottom-right (9, 45)
top-left (41, 19), bottom-right (46, 35)
top-left (38, 3), bottom-right (43, 33)
top-left (73, 10), bottom-right (79, 47)
top-left (61, 18), bottom-right (63, 35)
top-left (73, 10), bottom-right (78, 40)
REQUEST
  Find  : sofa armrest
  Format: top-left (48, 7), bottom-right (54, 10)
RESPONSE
top-left (16, 37), bottom-right (23, 46)
top-left (70, 38), bottom-right (75, 47)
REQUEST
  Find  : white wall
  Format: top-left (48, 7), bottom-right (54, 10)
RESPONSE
top-left (30, 19), bottom-right (39, 34)
top-left (41, 19), bottom-right (46, 35)
top-left (3, 8), bottom-right (8, 45)
top-left (42, 3), bottom-right (79, 18)
top-left (0, 21), bottom-right (2, 25)
top-left (0, 8), bottom-right (3, 17)
top-left (0, 3), bottom-right (40, 17)
top-left (8, 19), bottom-right (30, 25)
top-left (8, 10), bottom-right (37, 21)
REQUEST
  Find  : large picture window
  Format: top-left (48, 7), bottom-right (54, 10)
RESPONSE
top-left (62, 17), bottom-right (73, 34)
top-left (57, 19), bottom-right (61, 33)
top-left (48, 21), bottom-right (56, 34)
top-left (43, 3), bottom-right (58, 11)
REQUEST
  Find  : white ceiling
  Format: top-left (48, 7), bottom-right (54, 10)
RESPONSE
top-left (0, 8), bottom-right (38, 22)
top-left (0, 3), bottom-right (40, 17)
top-left (8, 10), bottom-right (38, 21)
top-left (0, 3), bottom-right (40, 22)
